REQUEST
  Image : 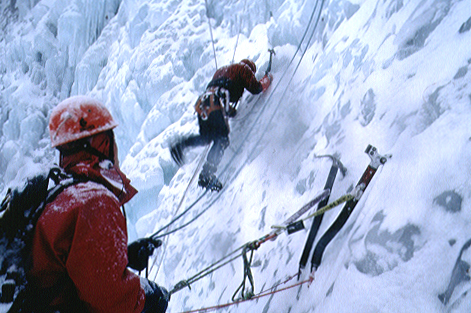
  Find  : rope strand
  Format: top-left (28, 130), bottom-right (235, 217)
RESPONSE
top-left (205, 0), bottom-right (218, 69)
top-left (149, 147), bottom-right (209, 279)
top-left (231, 0), bottom-right (248, 63)
top-left (150, 0), bottom-right (326, 246)
top-left (167, 187), bottom-right (332, 298)
top-left (152, 0), bottom-right (328, 302)
top-left (176, 273), bottom-right (312, 313)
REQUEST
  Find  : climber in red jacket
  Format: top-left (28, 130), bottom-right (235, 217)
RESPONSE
top-left (28, 96), bottom-right (168, 313)
top-left (170, 59), bottom-right (273, 191)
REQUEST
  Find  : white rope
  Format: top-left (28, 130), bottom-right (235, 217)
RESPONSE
top-left (205, 0), bottom-right (218, 69)
top-left (231, 0), bottom-right (248, 63)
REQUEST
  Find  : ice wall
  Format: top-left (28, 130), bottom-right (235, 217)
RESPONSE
top-left (1, 0), bottom-right (471, 312)
top-left (0, 0), bottom-right (120, 189)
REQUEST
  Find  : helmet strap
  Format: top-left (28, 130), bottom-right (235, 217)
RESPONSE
top-left (83, 142), bottom-right (114, 164)
top-left (58, 131), bottom-right (116, 165)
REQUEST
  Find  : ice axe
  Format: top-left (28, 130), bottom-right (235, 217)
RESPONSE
top-left (265, 48), bottom-right (275, 75)
top-left (314, 154), bottom-right (347, 177)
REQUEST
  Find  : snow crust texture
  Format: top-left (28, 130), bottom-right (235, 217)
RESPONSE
top-left (1, 0), bottom-right (471, 312)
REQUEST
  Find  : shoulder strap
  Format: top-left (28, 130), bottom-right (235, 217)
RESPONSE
top-left (207, 77), bottom-right (233, 92)
top-left (27, 168), bottom-right (84, 226)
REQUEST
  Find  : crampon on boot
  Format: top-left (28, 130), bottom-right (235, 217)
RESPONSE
top-left (198, 173), bottom-right (222, 192)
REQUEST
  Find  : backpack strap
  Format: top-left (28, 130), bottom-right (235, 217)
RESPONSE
top-left (27, 168), bottom-right (83, 227)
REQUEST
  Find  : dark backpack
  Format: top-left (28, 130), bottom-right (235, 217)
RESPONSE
top-left (0, 167), bottom-right (81, 312)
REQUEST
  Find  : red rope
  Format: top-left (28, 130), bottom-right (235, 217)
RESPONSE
top-left (176, 275), bottom-right (313, 313)
top-left (255, 232), bottom-right (278, 247)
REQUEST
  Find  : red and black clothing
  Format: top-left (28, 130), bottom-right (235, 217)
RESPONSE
top-left (29, 151), bottom-right (164, 312)
top-left (178, 62), bottom-right (264, 179)
top-left (207, 62), bottom-right (264, 103)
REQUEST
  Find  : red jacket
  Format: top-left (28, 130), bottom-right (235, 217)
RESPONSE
top-left (29, 155), bottom-right (145, 313)
top-left (207, 63), bottom-right (263, 103)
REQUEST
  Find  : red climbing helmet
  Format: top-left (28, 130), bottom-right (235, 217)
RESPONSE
top-left (49, 96), bottom-right (118, 148)
top-left (240, 59), bottom-right (256, 73)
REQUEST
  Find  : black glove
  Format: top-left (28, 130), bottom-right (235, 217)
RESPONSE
top-left (140, 278), bottom-right (169, 313)
top-left (128, 238), bottom-right (162, 271)
top-left (227, 106), bottom-right (237, 118)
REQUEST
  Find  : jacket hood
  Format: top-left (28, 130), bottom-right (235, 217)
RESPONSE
top-left (61, 153), bottom-right (137, 206)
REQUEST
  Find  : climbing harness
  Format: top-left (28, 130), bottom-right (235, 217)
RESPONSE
top-left (194, 87), bottom-right (231, 121)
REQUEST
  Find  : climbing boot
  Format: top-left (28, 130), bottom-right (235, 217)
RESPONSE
top-left (198, 163), bottom-right (222, 191)
top-left (198, 173), bottom-right (222, 191)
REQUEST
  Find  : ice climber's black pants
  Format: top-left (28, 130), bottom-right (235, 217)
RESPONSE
top-left (181, 110), bottom-right (229, 174)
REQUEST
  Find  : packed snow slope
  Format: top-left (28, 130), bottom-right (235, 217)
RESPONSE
top-left (1, 0), bottom-right (471, 312)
